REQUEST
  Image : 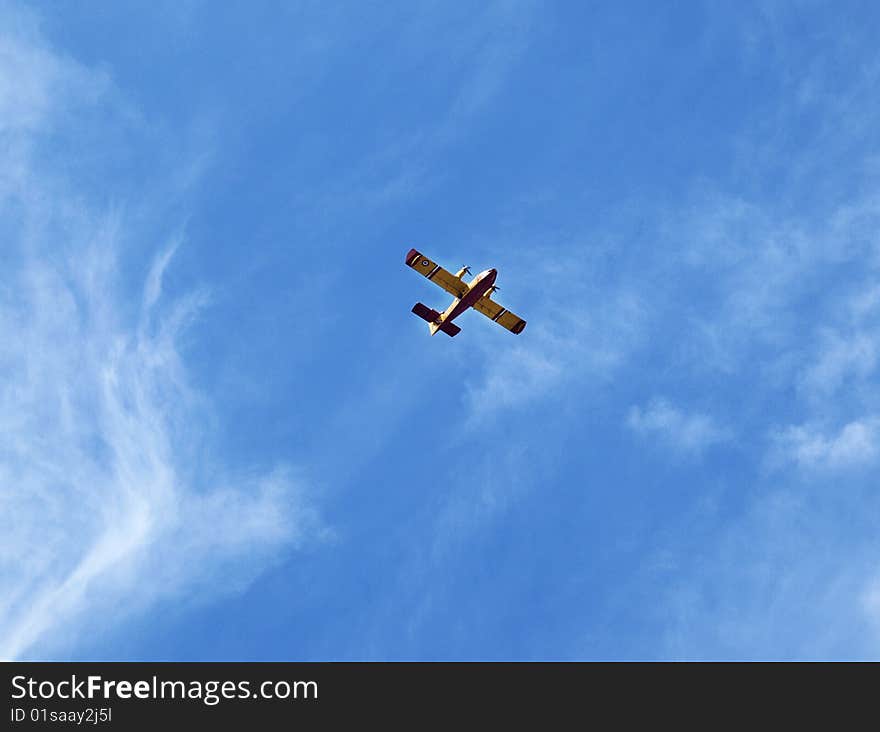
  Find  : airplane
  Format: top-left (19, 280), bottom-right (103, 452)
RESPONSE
top-left (405, 248), bottom-right (527, 337)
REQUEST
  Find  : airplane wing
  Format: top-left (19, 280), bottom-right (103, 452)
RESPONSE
top-left (405, 249), bottom-right (468, 299)
top-left (472, 294), bottom-right (527, 334)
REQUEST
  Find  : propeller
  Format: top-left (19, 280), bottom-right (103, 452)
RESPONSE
top-left (461, 266), bottom-right (472, 276)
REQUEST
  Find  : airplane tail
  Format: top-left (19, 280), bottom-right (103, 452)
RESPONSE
top-left (411, 303), bottom-right (460, 337)
top-left (433, 320), bottom-right (461, 337)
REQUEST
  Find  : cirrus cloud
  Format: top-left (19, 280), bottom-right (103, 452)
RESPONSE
top-left (0, 8), bottom-right (326, 660)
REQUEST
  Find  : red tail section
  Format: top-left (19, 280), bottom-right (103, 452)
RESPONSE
top-left (412, 302), bottom-right (440, 323)
top-left (411, 303), bottom-right (461, 337)
top-left (438, 320), bottom-right (461, 337)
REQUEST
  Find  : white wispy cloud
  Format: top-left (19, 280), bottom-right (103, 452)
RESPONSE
top-left (622, 8), bottom-right (880, 657)
top-left (799, 331), bottom-right (878, 399)
top-left (0, 9), bottom-right (324, 660)
top-left (1, 241), bottom-right (325, 660)
top-left (797, 283), bottom-right (880, 402)
top-left (773, 418), bottom-right (880, 471)
top-left (627, 398), bottom-right (729, 454)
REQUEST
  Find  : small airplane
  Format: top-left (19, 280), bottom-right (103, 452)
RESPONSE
top-left (405, 248), bottom-right (526, 337)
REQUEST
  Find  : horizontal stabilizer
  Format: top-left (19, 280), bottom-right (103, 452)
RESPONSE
top-left (438, 320), bottom-right (461, 337)
top-left (412, 302), bottom-right (441, 323)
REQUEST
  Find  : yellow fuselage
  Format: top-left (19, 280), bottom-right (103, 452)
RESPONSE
top-left (429, 268), bottom-right (497, 335)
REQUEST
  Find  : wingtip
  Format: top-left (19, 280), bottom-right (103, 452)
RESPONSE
top-left (405, 248), bottom-right (420, 265)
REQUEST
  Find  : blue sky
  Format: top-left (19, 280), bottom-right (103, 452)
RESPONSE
top-left (3, 1), bottom-right (880, 660)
